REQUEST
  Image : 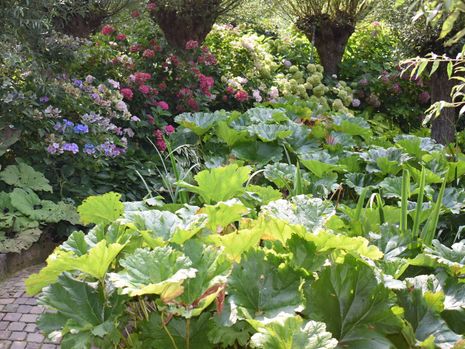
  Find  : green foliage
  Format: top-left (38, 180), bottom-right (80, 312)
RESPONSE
top-left (77, 192), bottom-right (124, 225)
top-left (27, 189), bottom-right (465, 347)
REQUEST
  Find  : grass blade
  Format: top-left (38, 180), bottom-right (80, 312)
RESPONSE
top-left (421, 177), bottom-right (446, 246)
top-left (400, 169), bottom-right (410, 236)
top-left (412, 166), bottom-right (426, 239)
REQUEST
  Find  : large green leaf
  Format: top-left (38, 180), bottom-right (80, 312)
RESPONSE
top-left (109, 247), bottom-right (196, 300)
top-left (199, 199), bottom-right (249, 232)
top-left (38, 273), bottom-right (125, 349)
top-left (395, 135), bottom-right (444, 159)
top-left (360, 147), bottom-right (410, 176)
top-left (0, 228), bottom-right (42, 253)
top-left (247, 124), bottom-right (293, 142)
top-left (228, 249), bottom-right (303, 321)
top-left (139, 312), bottom-right (215, 349)
top-left (397, 276), bottom-right (462, 348)
top-left (303, 256), bottom-right (402, 348)
top-left (300, 151), bottom-right (345, 178)
top-left (232, 142), bottom-right (283, 166)
top-left (216, 121), bottom-right (249, 146)
top-left (0, 162), bottom-right (52, 192)
top-left (25, 241), bottom-right (124, 295)
top-left (332, 115), bottom-right (372, 140)
top-left (178, 164), bottom-right (251, 204)
top-left (77, 192), bottom-right (124, 225)
top-left (260, 195), bottom-right (335, 233)
top-left (264, 163), bottom-right (299, 189)
top-left (410, 240), bottom-right (465, 277)
top-left (170, 240), bottom-right (230, 317)
top-left (9, 188), bottom-right (59, 221)
top-left (249, 315), bottom-right (338, 349)
top-left (175, 110), bottom-right (229, 136)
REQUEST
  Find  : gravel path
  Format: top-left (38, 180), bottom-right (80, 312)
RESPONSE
top-left (0, 265), bottom-right (59, 349)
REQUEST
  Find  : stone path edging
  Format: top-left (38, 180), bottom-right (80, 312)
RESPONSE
top-left (0, 265), bottom-right (59, 349)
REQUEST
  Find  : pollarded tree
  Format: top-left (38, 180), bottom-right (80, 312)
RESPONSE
top-left (278, 0), bottom-right (374, 76)
top-left (52, 0), bottom-right (132, 37)
top-left (382, 0), bottom-right (465, 145)
top-left (147, 0), bottom-right (245, 50)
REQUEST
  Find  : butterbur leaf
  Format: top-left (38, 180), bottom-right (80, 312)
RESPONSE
top-left (232, 142), bottom-right (283, 166)
top-left (175, 110), bottom-right (228, 136)
top-left (178, 164), bottom-right (251, 204)
top-left (264, 163), bottom-right (298, 189)
top-left (26, 241), bottom-right (123, 295)
top-left (139, 312), bottom-right (214, 349)
top-left (228, 249), bottom-right (303, 321)
top-left (109, 247), bottom-right (196, 300)
top-left (0, 228), bottom-right (42, 253)
top-left (261, 195), bottom-right (335, 233)
top-left (216, 121), bottom-right (249, 146)
top-left (78, 192), bottom-right (124, 226)
top-left (9, 188), bottom-right (59, 221)
top-left (249, 315), bottom-right (338, 349)
top-left (300, 151), bottom-right (345, 178)
top-left (199, 199), bottom-right (249, 232)
top-left (332, 115), bottom-right (372, 139)
top-left (303, 256), bottom-right (402, 348)
top-left (246, 185), bottom-right (283, 205)
top-left (247, 124), bottom-right (293, 142)
top-left (410, 239), bottom-right (465, 277)
top-left (212, 225), bottom-right (263, 261)
top-left (397, 277), bottom-right (462, 348)
top-left (171, 240), bottom-right (230, 317)
top-left (0, 162), bottom-right (52, 192)
top-left (360, 147), bottom-right (410, 176)
top-left (208, 320), bottom-right (254, 348)
top-left (38, 273), bottom-right (125, 348)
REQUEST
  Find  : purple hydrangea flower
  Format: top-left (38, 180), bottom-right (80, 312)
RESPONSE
top-left (63, 143), bottom-right (79, 154)
top-left (39, 96), bottom-right (49, 103)
top-left (72, 79), bottom-right (83, 88)
top-left (131, 115), bottom-right (141, 122)
top-left (73, 124), bottom-right (89, 134)
top-left (47, 143), bottom-right (61, 154)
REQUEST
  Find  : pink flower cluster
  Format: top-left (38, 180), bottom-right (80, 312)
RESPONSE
top-left (185, 40), bottom-right (199, 50)
top-left (101, 25), bottom-right (115, 36)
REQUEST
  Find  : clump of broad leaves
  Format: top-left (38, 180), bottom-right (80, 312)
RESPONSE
top-left (26, 172), bottom-right (465, 348)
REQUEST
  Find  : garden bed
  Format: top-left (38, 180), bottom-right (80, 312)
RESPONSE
top-left (0, 232), bottom-right (57, 282)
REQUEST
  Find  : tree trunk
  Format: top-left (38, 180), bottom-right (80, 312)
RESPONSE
top-left (53, 13), bottom-right (106, 38)
top-left (151, 9), bottom-right (218, 50)
top-left (298, 16), bottom-right (355, 76)
top-left (431, 63), bottom-right (456, 145)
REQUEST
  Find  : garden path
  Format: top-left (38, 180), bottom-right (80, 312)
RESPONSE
top-left (0, 265), bottom-right (59, 349)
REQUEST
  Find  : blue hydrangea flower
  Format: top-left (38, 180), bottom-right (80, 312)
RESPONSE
top-left (62, 143), bottom-right (79, 154)
top-left (72, 79), bottom-right (83, 88)
top-left (84, 144), bottom-right (96, 155)
top-left (73, 124), bottom-right (89, 134)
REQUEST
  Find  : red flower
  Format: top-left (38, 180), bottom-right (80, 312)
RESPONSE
top-left (187, 98), bottom-right (199, 111)
top-left (143, 49), bottom-right (155, 58)
top-left (225, 86), bottom-right (234, 94)
top-left (139, 85), bottom-right (151, 94)
top-left (133, 72), bottom-right (152, 85)
top-left (101, 25), bottom-right (115, 36)
top-left (147, 2), bottom-right (157, 11)
top-left (164, 125), bottom-right (175, 134)
top-left (129, 44), bottom-right (142, 52)
top-left (157, 101), bottom-right (169, 110)
top-left (116, 33), bottom-right (126, 41)
top-left (185, 40), bottom-right (199, 50)
top-left (234, 90), bottom-right (249, 102)
top-left (131, 10), bottom-right (140, 18)
top-left (120, 88), bottom-right (133, 101)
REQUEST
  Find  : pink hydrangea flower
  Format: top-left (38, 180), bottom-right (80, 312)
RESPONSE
top-left (156, 138), bottom-right (167, 151)
top-left (157, 101), bottom-right (169, 110)
top-left (131, 10), bottom-right (140, 18)
top-left (234, 90), bottom-right (249, 102)
top-left (143, 49), bottom-right (155, 58)
top-left (139, 85), bottom-right (151, 94)
top-left (164, 125), bottom-right (175, 134)
top-left (120, 88), bottom-right (134, 101)
top-left (147, 115), bottom-right (155, 124)
top-left (147, 2), bottom-right (157, 11)
top-left (101, 25), bottom-right (115, 36)
top-left (185, 40), bottom-right (199, 50)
